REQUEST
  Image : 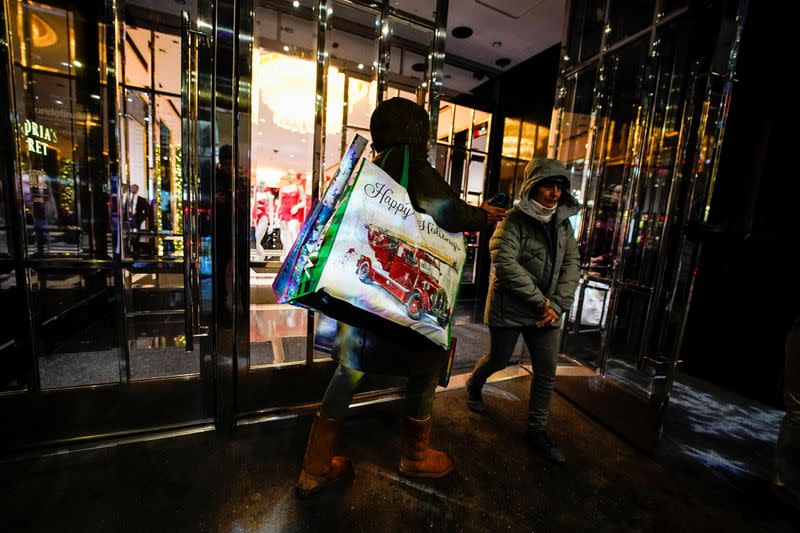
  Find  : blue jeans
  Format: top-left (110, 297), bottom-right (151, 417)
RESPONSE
top-left (468, 325), bottom-right (560, 431)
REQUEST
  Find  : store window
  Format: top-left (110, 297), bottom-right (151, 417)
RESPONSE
top-left (247, 0), bottom-right (442, 367)
top-left (500, 116), bottom-right (550, 203)
top-left (435, 103), bottom-right (491, 284)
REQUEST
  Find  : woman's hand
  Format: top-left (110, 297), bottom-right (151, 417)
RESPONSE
top-left (536, 303), bottom-right (560, 327)
top-left (479, 201), bottom-right (507, 223)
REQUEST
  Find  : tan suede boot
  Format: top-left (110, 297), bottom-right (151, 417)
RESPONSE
top-left (296, 412), bottom-right (353, 497)
top-left (398, 416), bottom-right (455, 478)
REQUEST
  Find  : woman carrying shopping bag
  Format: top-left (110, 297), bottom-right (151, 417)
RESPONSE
top-left (297, 98), bottom-right (506, 497)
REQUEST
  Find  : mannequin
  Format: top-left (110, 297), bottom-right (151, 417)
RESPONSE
top-left (252, 182), bottom-right (274, 261)
top-left (276, 170), bottom-right (306, 259)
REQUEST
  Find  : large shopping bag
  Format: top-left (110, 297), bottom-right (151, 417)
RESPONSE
top-left (272, 135), bottom-right (368, 304)
top-left (293, 146), bottom-right (467, 349)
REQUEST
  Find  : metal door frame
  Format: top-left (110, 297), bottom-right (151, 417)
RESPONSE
top-left (0, 0), bottom-right (219, 454)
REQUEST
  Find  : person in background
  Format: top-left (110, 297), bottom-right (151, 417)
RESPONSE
top-left (124, 183), bottom-right (149, 257)
top-left (465, 157), bottom-right (581, 464)
top-left (296, 97), bottom-right (506, 497)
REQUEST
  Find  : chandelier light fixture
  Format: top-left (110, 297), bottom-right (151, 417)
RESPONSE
top-left (255, 50), bottom-right (374, 136)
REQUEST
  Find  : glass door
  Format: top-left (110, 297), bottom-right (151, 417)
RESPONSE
top-left (234, 0), bottom-right (444, 421)
top-left (0, 0), bottom-right (217, 451)
top-left (553, 5), bottom-right (746, 451)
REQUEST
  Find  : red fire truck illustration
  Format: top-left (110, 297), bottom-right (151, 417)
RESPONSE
top-left (356, 224), bottom-right (454, 327)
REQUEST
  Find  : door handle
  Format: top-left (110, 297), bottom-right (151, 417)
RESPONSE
top-left (181, 11), bottom-right (207, 352)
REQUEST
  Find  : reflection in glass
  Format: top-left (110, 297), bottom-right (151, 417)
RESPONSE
top-left (587, 41), bottom-right (648, 278)
top-left (125, 268), bottom-right (198, 380)
top-left (248, 0), bottom-right (319, 367)
top-left (8, 0), bottom-right (112, 258)
top-left (0, 271), bottom-right (24, 389)
top-left (565, 0), bottom-right (605, 65)
top-left (502, 118), bottom-right (521, 158)
top-left (31, 269), bottom-right (120, 389)
top-left (608, 0), bottom-right (655, 45)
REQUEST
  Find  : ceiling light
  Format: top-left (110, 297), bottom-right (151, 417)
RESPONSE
top-left (72, 60), bottom-right (83, 67)
top-left (358, 63), bottom-right (364, 70)
top-left (292, 0), bottom-right (300, 7)
top-left (451, 26), bottom-right (473, 39)
top-left (492, 41), bottom-right (502, 48)
top-left (283, 45), bottom-right (290, 52)
top-left (255, 51), bottom-right (374, 135)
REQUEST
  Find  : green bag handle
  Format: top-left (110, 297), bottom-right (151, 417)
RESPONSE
top-left (378, 145), bottom-right (410, 189)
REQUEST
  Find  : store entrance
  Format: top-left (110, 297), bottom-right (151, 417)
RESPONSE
top-left (233, 0), bottom-right (443, 421)
top-left (0, 0), bottom-right (217, 451)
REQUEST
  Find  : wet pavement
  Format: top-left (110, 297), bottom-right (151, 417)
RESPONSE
top-left (1, 377), bottom-right (796, 532)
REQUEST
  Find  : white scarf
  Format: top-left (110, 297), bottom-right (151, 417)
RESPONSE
top-left (526, 199), bottom-right (557, 223)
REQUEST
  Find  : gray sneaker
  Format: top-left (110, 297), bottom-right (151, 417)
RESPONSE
top-left (528, 430), bottom-right (566, 463)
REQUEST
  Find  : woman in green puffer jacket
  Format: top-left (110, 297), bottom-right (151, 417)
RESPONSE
top-left (296, 98), bottom-right (506, 497)
top-left (466, 157), bottom-right (581, 464)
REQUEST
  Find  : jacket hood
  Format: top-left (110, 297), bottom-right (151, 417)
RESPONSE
top-left (517, 157), bottom-right (580, 222)
top-left (370, 97), bottom-right (431, 151)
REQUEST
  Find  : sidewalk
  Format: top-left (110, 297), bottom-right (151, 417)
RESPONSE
top-left (1, 376), bottom-right (794, 532)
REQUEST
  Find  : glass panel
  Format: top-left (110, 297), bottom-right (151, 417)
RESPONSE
top-left (565, 278), bottom-right (611, 368)
top-left (565, 0), bottom-right (606, 66)
top-left (346, 76), bottom-right (377, 129)
top-left (9, 0), bottom-right (112, 259)
top-left (535, 125), bottom-right (549, 157)
top-left (447, 148), bottom-right (466, 197)
top-left (604, 287), bottom-right (655, 395)
top-left (31, 269), bottom-right (120, 389)
top-left (125, 268), bottom-right (197, 379)
top-left (502, 118), bottom-right (521, 158)
top-left (462, 231), bottom-right (478, 284)
top-left (471, 114), bottom-right (489, 153)
top-left (0, 270), bottom-right (24, 389)
top-left (434, 144), bottom-right (449, 179)
top-left (452, 105), bottom-right (471, 144)
top-left (465, 152), bottom-right (485, 205)
top-left (249, 0), bottom-right (318, 366)
top-left (437, 103), bottom-right (453, 143)
top-left (118, 0), bottom-right (208, 383)
top-left (124, 26), bottom-right (151, 89)
top-left (519, 121), bottom-right (536, 160)
top-left (558, 66), bottom-right (595, 257)
top-left (620, 19), bottom-right (690, 286)
top-left (499, 157), bottom-right (516, 198)
top-left (608, 0), bottom-right (655, 45)
top-left (587, 40), bottom-right (648, 278)
top-left (388, 17), bottom-right (434, 108)
top-left (122, 88), bottom-right (154, 259)
top-left (153, 31), bottom-right (180, 94)
top-left (154, 94), bottom-right (182, 259)
top-left (512, 159), bottom-right (527, 203)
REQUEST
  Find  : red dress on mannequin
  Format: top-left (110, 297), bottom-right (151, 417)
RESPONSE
top-left (278, 187), bottom-right (304, 223)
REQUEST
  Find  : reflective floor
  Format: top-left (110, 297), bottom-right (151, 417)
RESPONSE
top-left (1, 376), bottom-right (794, 531)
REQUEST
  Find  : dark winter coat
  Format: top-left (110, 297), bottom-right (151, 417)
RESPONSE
top-left (333, 98), bottom-right (490, 376)
top-left (484, 160), bottom-right (581, 327)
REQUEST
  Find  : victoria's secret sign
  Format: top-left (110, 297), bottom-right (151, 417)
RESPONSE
top-left (22, 119), bottom-right (58, 155)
